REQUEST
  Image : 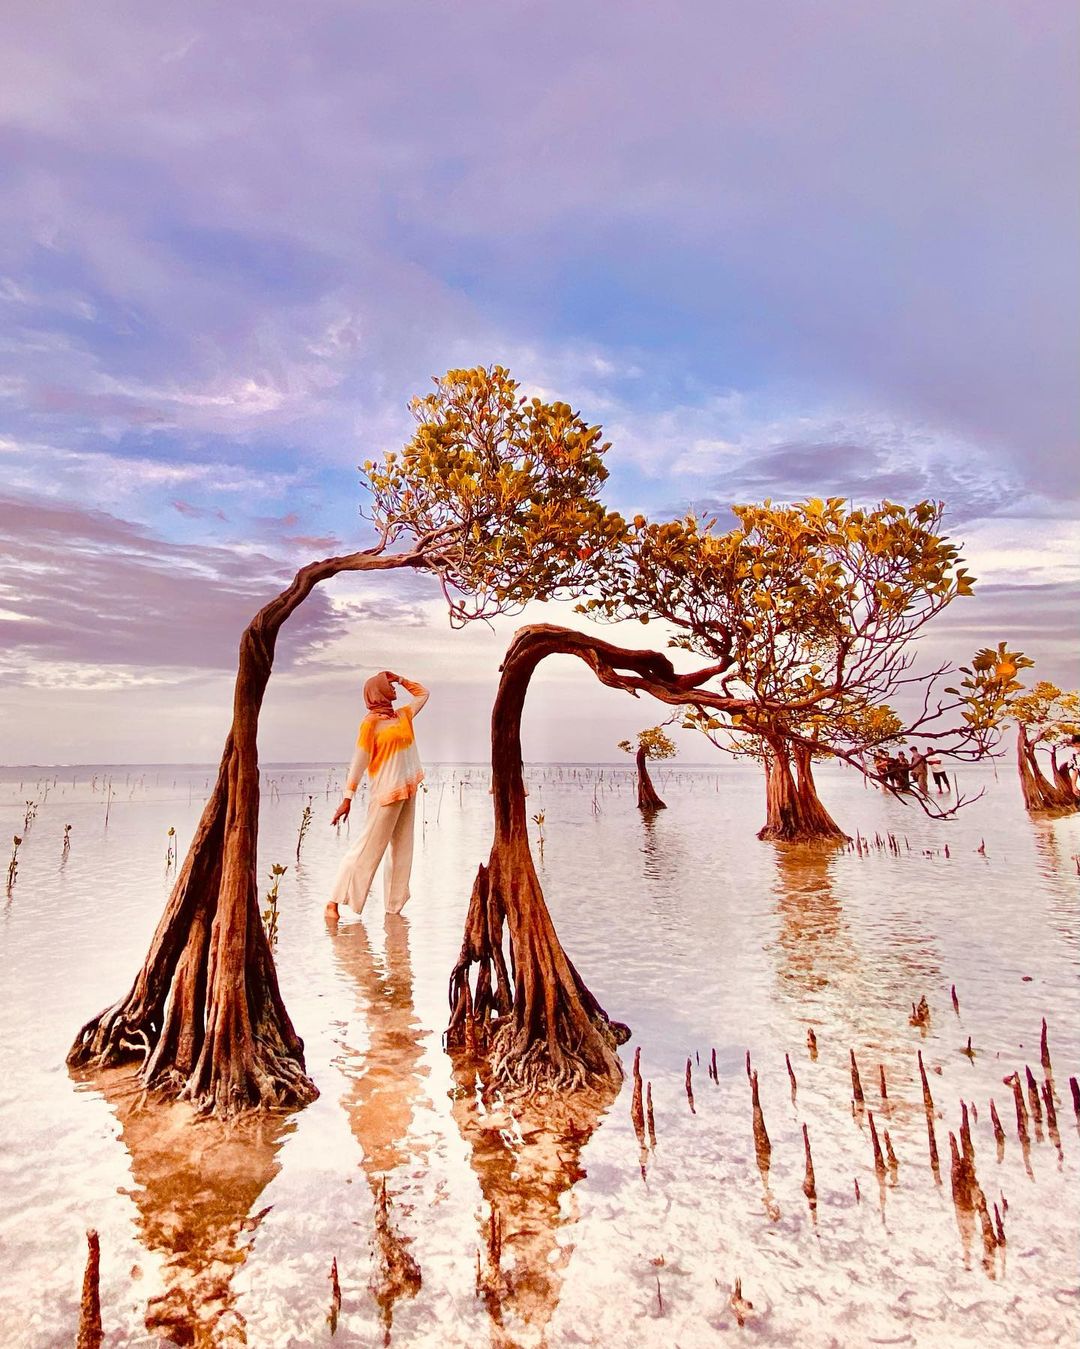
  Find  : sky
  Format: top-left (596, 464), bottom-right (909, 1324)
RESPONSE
top-left (1, 1), bottom-right (1077, 766)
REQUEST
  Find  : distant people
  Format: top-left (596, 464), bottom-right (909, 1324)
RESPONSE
top-left (925, 748), bottom-right (950, 792)
top-left (910, 747), bottom-right (929, 794)
top-left (894, 750), bottom-right (912, 791)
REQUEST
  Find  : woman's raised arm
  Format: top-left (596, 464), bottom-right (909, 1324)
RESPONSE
top-left (394, 675), bottom-right (429, 717)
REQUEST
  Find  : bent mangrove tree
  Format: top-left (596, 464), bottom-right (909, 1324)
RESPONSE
top-left (68, 366), bottom-right (626, 1117)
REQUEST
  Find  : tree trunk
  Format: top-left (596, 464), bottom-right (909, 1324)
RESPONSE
top-left (635, 745), bottom-right (666, 811)
top-left (445, 624), bottom-right (736, 1089)
top-left (757, 740), bottom-right (848, 843)
top-left (447, 630), bottom-right (634, 1093)
top-left (1017, 727), bottom-right (1077, 814)
top-left (1049, 747), bottom-right (1080, 807)
top-left (68, 545), bottom-right (425, 1117)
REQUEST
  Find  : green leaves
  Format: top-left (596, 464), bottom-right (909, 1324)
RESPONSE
top-left (362, 365), bottom-right (627, 624)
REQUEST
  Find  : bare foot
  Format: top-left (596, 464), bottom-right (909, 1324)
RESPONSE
top-left (324, 901), bottom-right (340, 923)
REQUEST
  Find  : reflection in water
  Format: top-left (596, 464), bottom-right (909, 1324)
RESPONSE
top-left (771, 845), bottom-right (850, 1001)
top-left (449, 1065), bottom-right (616, 1348)
top-left (85, 1067), bottom-right (290, 1346)
top-left (771, 843), bottom-right (945, 1041)
top-left (330, 914), bottom-right (429, 1341)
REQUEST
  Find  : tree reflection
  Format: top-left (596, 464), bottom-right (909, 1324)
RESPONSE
top-left (772, 844), bottom-right (849, 1000)
top-left (85, 1066), bottom-right (290, 1346)
top-left (449, 1060), bottom-right (616, 1348)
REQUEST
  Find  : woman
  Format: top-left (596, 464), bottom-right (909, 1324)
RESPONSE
top-left (325, 670), bottom-right (429, 921)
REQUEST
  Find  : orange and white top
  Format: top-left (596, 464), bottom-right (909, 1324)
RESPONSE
top-left (344, 680), bottom-right (427, 806)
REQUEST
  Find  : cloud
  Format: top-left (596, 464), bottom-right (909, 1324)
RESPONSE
top-left (172, 499), bottom-right (227, 521)
top-left (0, 2), bottom-right (1075, 759)
top-left (0, 1), bottom-right (1074, 489)
top-left (0, 493), bottom-right (412, 679)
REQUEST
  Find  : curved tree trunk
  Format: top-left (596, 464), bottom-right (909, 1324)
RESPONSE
top-left (635, 745), bottom-right (666, 811)
top-left (68, 544), bottom-right (425, 1117)
top-left (1017, 727), bottom-right (1077, 814)
top-left (757, 740), bottom-right (848, 843)
top-left (446, 624), bottom-right (729, 1094)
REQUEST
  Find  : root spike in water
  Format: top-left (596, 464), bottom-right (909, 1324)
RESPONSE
top-left (685, 1057), bottom-right (696, 1115)
top-left (710, 1047), bottom-right (718, 1083)
top-left (1007, 1073), bottom-right (1030, 1144)
top-left (1040, 1018), bottom-right (1053, 1081)
top-left (960, 1101), bottom-right (975, 1165)
top-left (631, 1048), bottom-right (646, 1146)
top-left (990, 1099), bottom-right (1006, 1155)
top-left (918, 1051), bottom-right (940, 1179)
top-left (807, 1028), bottom-right (818, 1061)
top-left (646, 1081), bottom-right (656, 1148)
top-left (951, 984), bottom-right (960, 1014)
top-left (730, 1277), bottom-right (754, 1328)
top-left (1024, 1066), bottom-right (1044, 1141)
top-left (751, 1071), bottom-right (771, 1179)
top-left (1042, 1080), bottom-right (1061, 1155)
top-left (850, 1049), bottom-right (865, 1106)
top-left (868, 1110), bottom-right (886, 1178)
top-left (77, 1228), bottom-right (102, 1349)
top-left (883, 1128), bottom-right (899, 1179)
top-left (785, 1052), bottom-right (797, 1102)
top-left (1069, 1075), bottom-right (1080, 1125)
top-left (328, 1257), bottom-right (342, 1335)
top-left (878, 1064), bottom-right (888, 1102)
top-left (802, 1122), bottom-right (817, 1209)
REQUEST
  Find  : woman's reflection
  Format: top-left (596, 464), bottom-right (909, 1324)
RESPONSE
top-left (329, 913), bottom-right (430, 1342)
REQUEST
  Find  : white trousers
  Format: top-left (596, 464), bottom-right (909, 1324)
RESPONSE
top-left (331, 793), bottom-right (416, 915)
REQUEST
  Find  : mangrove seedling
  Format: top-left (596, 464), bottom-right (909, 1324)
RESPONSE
top-left (66, 365), bottom-right (627, 1117)
top-left (531, 811), bottom-right (546, 859)
top-left (296, 797), bottom-right (314, 862)
top-left (165, 827), bottom-right (176, 871)
top-left (23, 800), bottom-right (38, 831)
top-left (262, 864), bottom-right (287, 952)
top-left (7, 835), bottom-right (21, 889)
top-left (62, 824), bottom-right (72, 858)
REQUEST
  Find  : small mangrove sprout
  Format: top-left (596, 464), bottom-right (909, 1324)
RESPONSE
top-left (296, 796), bottom-right (314, 861)
top-left (262, 863), bottom-right (288, 951)
top-left (531, 810), bottom-right (546, 859)
top-left (7, 835), bottom-right (21, 889)
top-left (165, 826), bottom-right (176, 871)
top-left (62, 823), bottom-right (72, 859)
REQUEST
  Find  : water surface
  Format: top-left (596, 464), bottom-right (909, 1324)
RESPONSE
top-left (1, 760), bottom-right (1077, 1346)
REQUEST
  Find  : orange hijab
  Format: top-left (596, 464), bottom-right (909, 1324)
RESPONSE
top-left (363, 671), bottom-right (397, 721)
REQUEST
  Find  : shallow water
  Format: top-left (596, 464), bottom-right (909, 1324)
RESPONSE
top-left (1, 759), bottom-right (1078, 1347)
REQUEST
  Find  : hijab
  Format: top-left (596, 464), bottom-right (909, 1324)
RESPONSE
top-left (363, 671), bottom-right (397, 720)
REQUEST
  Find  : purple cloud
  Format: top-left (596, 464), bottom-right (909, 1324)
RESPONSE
top-left (0, 494), bottom-right (351, 674)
